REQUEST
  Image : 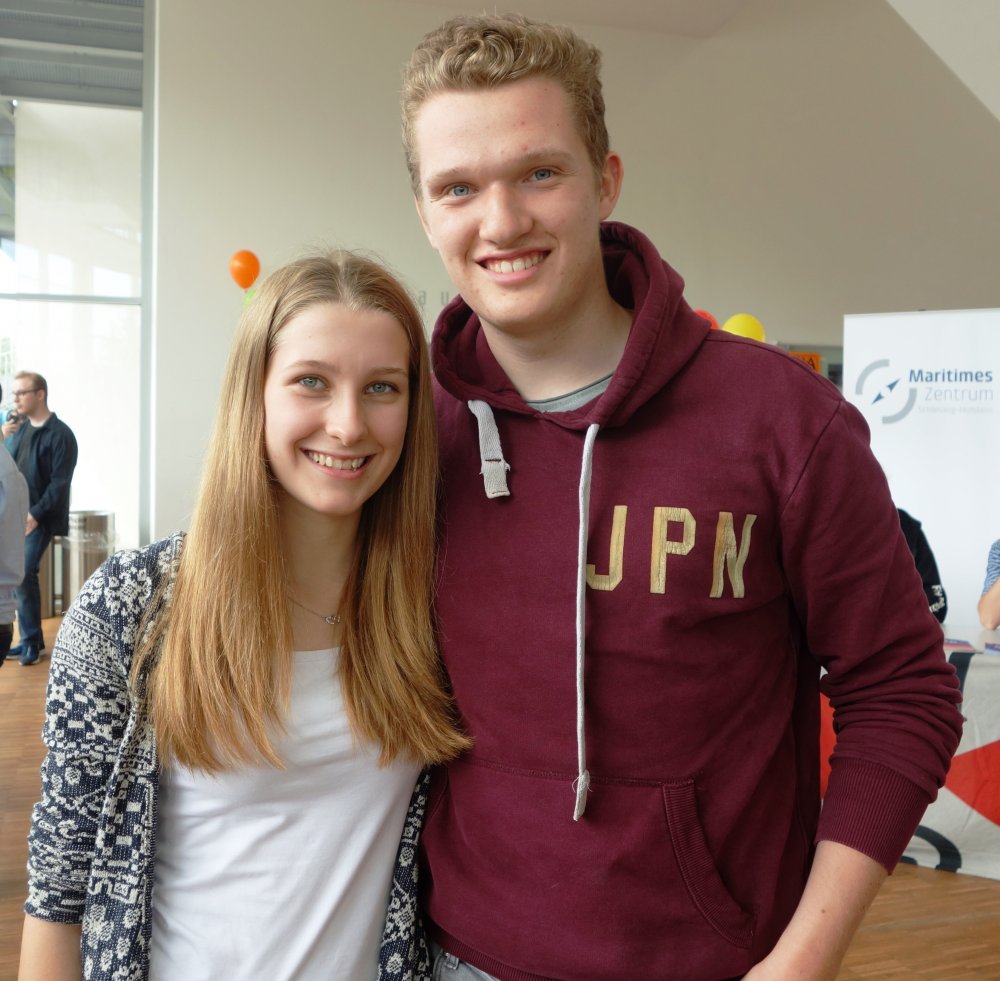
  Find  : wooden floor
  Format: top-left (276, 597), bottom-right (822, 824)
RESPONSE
top-left (3, 618), bottom-right (1000, 979)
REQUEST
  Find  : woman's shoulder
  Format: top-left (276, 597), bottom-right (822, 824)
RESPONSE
top-left (109, 532), bottom-right (185, 575)
top-left (71, 532), bottom-right (185, 626)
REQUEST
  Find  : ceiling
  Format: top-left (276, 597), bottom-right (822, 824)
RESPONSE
top-left (393, 0), bottom-right (754, 37)
top-left (0, 0), bottom-right (143, 110)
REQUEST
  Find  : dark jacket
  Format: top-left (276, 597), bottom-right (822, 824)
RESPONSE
top-left (897, 508), bottom-right (948, 623)
top-left (4, 413), bottom-right (78, 535)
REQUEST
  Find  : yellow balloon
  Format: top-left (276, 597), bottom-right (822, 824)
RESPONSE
top-left (722, 313), bottom-right (766, 342)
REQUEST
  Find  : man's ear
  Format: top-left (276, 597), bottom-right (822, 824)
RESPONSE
top-left (414, 196), bottom-right (437, 249)
top-left (598, 152), bottom-right (624, 221)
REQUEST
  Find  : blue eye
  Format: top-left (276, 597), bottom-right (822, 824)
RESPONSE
top-left (366, 381), bottom-right (396, 395)
top-left (447, 184), bottom-right (471, 198)
top-left (298, 376), bottom-right (324, 390)
top-left (530, 168), bottom-right (554, 181)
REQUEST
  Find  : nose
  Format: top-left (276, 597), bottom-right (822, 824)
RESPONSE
top-left (479, 183), bottom-right (533, 246)
top-left (325, 393), bottom-right (367, 446)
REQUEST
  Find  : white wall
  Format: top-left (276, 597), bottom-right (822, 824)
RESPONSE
top-left (149, 0), bottom-right (1000, 538)
top-left (602, 0), bottom-right (1000, 343)
top-left (150, 0), bottom-right (447, 537)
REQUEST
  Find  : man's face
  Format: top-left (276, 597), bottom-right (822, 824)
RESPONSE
top-left (12, 382), bottom-right (42, 418)
top-left (412, 75), bottom-right (622, 339)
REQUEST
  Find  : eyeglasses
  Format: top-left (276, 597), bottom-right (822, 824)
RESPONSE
top-left (11, 389), bottom-right (39, 398)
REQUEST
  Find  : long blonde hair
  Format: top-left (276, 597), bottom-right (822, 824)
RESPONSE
top-left (132, 251), bottom-right (470, 769)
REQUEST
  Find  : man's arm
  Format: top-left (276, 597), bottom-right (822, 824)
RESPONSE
top-left (18, 917), bottom-right (82, 981)
top-left (978, 577), bottom-right (1000, 630)
top-left (774, 400), bottom-right (961, 977)
top-left (28, 426), bottom-right (77, 526)
top-left (0, 467), bottom-right (29, 582)
top-left (743, 841), bottom-right (886, 981)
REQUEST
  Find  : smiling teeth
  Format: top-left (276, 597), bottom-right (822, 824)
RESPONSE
top-left (308, 451), bottom-right (365, 470)
top-left (487, 253), bottom-right (543, 274)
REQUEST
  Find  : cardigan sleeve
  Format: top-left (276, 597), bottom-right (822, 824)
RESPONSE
top-left (24, 537), bottom-right (179, 922)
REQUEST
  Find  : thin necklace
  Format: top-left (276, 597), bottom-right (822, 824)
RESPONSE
top-left (288, 595), bottom-right (342, 625)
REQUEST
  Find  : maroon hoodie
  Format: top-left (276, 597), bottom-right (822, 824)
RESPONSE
top-left (422, 221), bottom-right (962, 981)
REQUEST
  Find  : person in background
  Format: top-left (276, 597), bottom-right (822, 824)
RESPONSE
top-left (400, 13), bottom-right (963, 981)
top-left (1, 371), bottom-right (78, 666)
top-left (19, 251), bottom-right (469, 981)
top-left (897, 508), bottom-right (947, 623)
top-left (0, 382), bottom-right (29, 668)
top-left (978, 537), bottom-right (1000, 630)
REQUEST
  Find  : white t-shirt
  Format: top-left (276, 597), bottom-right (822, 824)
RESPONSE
top-left (149, 647), bottom-right (419, 981)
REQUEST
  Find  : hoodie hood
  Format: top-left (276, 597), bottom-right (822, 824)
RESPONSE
top-left (431, 220), bottom-right (711, 430)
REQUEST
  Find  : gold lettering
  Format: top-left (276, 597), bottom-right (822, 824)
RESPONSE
top-left (587, 505), bottom-right (627, 591)
top-left (711, 512), bottom-right (757, 598)
top-left (650, 507), bottom-right (695, 594)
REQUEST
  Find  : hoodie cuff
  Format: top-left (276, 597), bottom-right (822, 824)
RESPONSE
top-left (817, 757), bottom-right (934, 872)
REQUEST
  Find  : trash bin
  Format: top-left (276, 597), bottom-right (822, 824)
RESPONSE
top-left (63, 511), bottom-right (115, 608)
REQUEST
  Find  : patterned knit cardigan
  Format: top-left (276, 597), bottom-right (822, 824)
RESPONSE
top-left (24, 534), bottom-right (432, 980)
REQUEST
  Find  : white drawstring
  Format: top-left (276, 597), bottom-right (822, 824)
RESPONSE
top-left (467, 400), bottom-right (511, 498)
top-left (466, 400), bottom-right (598, 821)
top-left (573, 423), bottom-right (600, 820)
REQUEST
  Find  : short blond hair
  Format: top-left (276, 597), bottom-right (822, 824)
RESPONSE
top-left (401, 12), bottom-right (609, 193)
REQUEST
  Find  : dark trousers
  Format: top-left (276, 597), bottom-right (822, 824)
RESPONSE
top-left (0, 622), bottom-right (12, 667)
top-left (15, 525), bottom-right (53, 650)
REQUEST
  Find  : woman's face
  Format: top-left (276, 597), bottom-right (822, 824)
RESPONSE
top-left (263, 301), bottom-right (411, 529)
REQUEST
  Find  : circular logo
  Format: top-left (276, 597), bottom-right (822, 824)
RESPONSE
top-left (855, 359), bottom-right (917, 424)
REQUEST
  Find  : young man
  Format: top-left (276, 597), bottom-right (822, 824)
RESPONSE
top-left (401, 14), bottom-right (963, 980)
top-left (2, 371), bottom-right (78, 665)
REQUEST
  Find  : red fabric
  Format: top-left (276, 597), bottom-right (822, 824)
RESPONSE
top-left (820, 694), bottom-right (835, 798)
top-left (946, 740), bottom-right (1000, 825)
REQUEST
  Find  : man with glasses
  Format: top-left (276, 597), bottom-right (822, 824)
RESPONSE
top-left (2, 371), bottom-right (78, 666)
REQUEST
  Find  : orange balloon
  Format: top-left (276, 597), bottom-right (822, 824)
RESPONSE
top-left (229, 250), bottom-right (260, 290)
top-left (693, 309), bottom-right (719, 330)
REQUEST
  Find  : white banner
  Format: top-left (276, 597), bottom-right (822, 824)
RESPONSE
top-left (843, 310), bottom-right (1000, 630)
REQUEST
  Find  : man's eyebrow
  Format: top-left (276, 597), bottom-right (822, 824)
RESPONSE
top-left (423, 149), bottom-right (577, 188)
top-left (422, 167), bottom-right (469, 188)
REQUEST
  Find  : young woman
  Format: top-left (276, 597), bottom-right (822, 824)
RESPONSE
top-left (19, 251), bottom-right (470, 981)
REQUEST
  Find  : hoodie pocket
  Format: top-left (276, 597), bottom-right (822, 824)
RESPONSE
top-left (662, 779), bottom-right (756, 949)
